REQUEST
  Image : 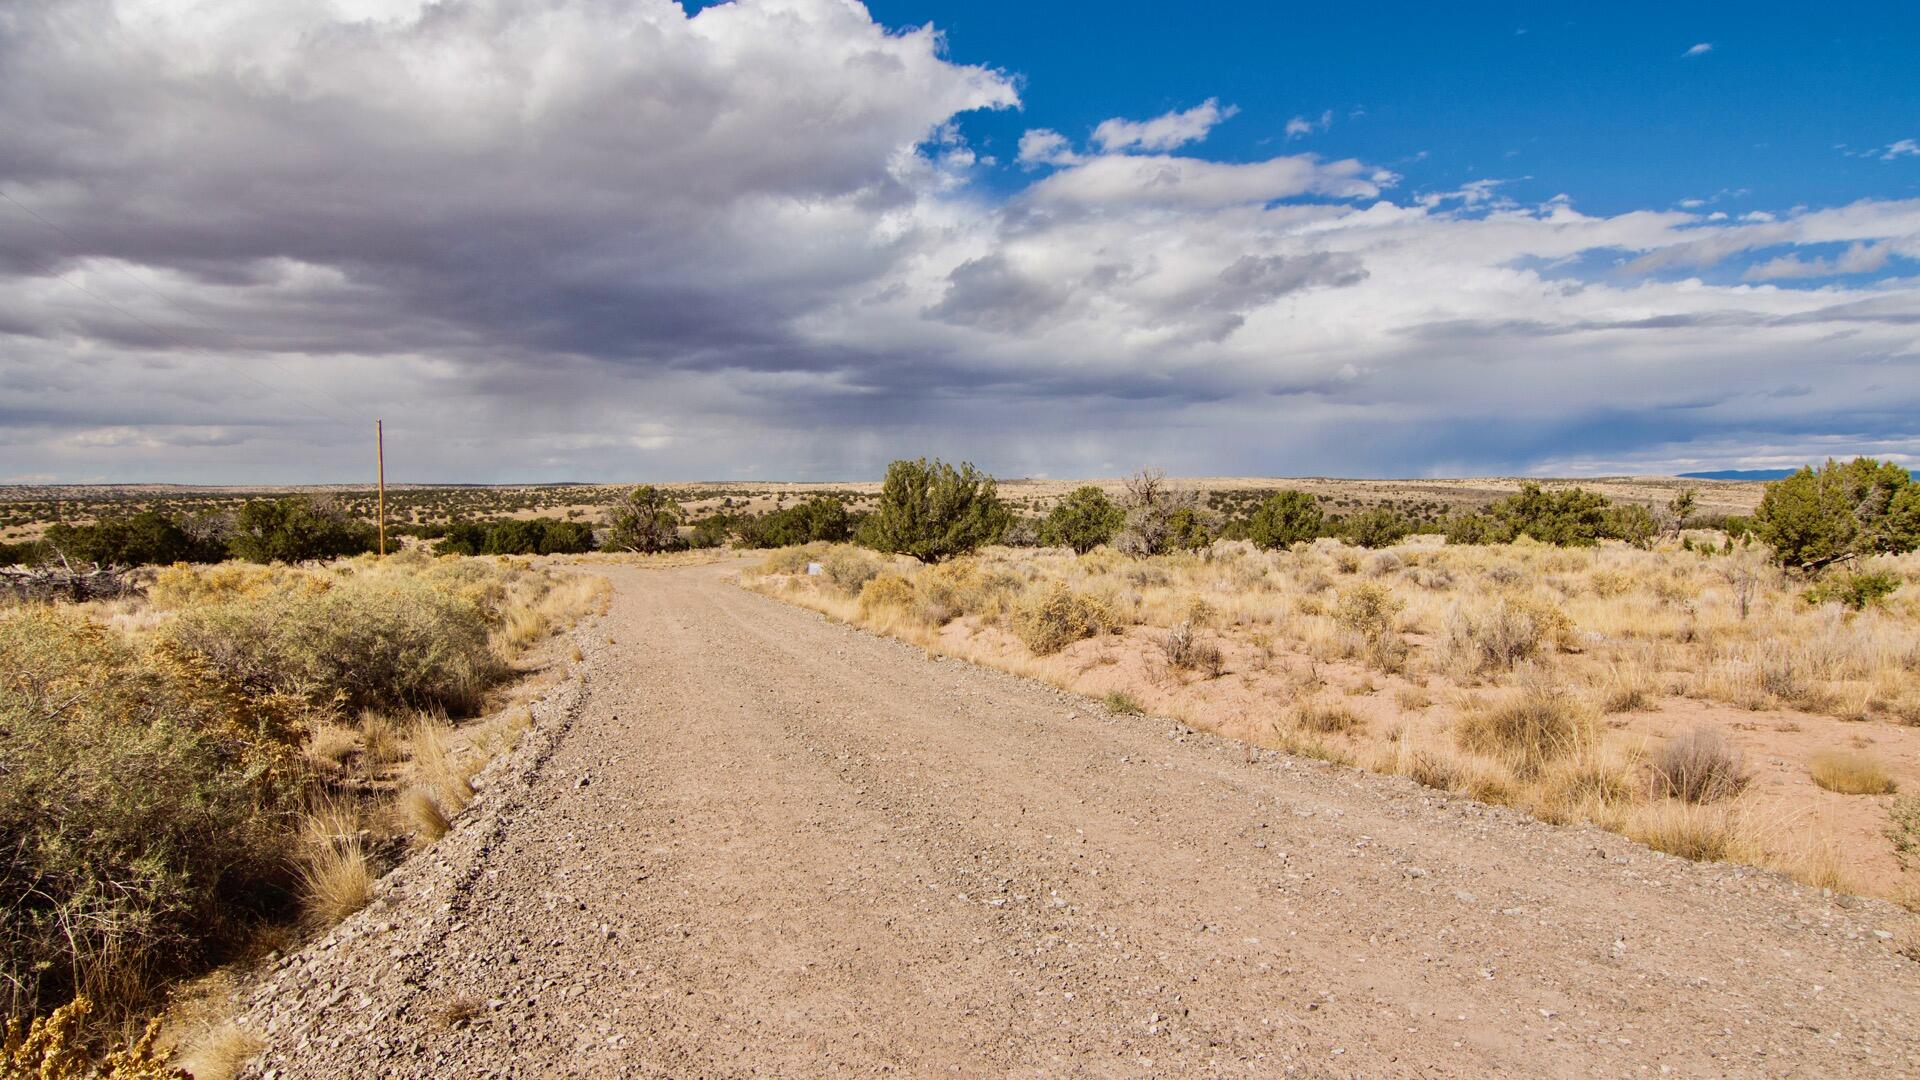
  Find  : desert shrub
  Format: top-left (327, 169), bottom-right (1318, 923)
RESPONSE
top-left (1652, 728), bottom-right (1749, 803)
top-left (1040, 486), bottom-right (1125, 554)
top-left (1245, 490), bottom-right (1323, 551)
top-left (740, 497), bottom-right (852, 548)
top-left (820, 547), bottom-right (881, 596)
top-left (1601, 504), bottom-right (1658, 548)
top-left (857, 573), bottom-right (916, 617)
top-left (228, 497), bottom-right (375, 563)
top-left (1455, 683), bottom-right (1588, 776)
top-left (1161, 621), bottom-right (1224, 676)
top-left (1809, 749), bottom-right (1896, 795)
top-left (864, 459), bottom-right (1008, 563)
top-left (1011, 582), bottom-right (1114, 655)
top-left (1333, 582), bottom-right (1402, 640)
top-left (1113, 470), bottom-right (1211, 557)
top-left (0, 609), bottom-right (303, 1018)
top-left (432, 517), bottom-right (596, 556)
top-left (164, 571), bottom-right (497, 715)
top-left (758, 545), bottom-right (821, 575)
top-left (1754, 456), bottom-right (1920, 572)
top-left (1448, 483), bottom-right (1650, 548)
top-left (1443, 510), bottom-right (1515, 545)
top-left (42, 511), bottom-right (224, 567)
top-left (2, 998), bottom-right (177, 1079)
top-left (603, 485), bottom-right (686, 553)
top-left (1443, 595), bottom-right (1569, 673)
top-left (1338, 507), bottom-right (1411, 548)
top-left (1103, 689), bottom-right (1144, 715)
top-left (1802, 570), bottom-right (1900, 610)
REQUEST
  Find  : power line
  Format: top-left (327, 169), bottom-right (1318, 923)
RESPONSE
top-left (0, 187), bottom-right (367, 430)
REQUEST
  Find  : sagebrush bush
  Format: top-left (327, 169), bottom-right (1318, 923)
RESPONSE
top-left (1011, 582), bottom-right (1113, 655)
top-left (164, 570), bottom-right (497, 715)
top-left (0, 609), bottom-right (303, 1018)
top-left (1443, 595), bottom-right (1570, 673)
top-left (821, 547), bottom-right (881, 597)
top-left (857, 573), bottom-right (916, 617)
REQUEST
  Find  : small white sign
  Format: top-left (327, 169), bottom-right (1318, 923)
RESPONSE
top-left (806, 562), bottom-right (824, 575)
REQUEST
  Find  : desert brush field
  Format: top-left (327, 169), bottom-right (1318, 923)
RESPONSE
top-left (748, 534), bottom-right (1920, 905)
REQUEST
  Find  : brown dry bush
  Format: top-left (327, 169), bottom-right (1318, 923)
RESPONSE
top-left (1651, 728), bottom-right (1748, 803)
top-left (1161, 621), bottom-right (1224, 677)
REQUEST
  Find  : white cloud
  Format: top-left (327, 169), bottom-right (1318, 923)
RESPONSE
top-left (1883, 139), bottom-right (1920, 160)
top-left (1684, 42), bottom-right (1713, 57)
top-left (1016, 129), bottom-right (1080, 167)
top-left (1091, 98), bottom-right (1237, 153)
top-left (1285, 110), bottom-right (1333, 140)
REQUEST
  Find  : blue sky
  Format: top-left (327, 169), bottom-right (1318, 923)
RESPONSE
top-left (888, 1), bottom-right (1920, 221)
top-left (1, 0), bottom-right (1917, 482)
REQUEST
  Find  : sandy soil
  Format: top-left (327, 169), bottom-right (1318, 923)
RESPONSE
top-left (236, 560), bottom-right (1917, 1078)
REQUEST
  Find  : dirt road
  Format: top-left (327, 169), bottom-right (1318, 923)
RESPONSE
top-left (241, 562), bottom-right (1919, 1078)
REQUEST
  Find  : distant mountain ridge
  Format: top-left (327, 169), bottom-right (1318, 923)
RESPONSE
top-left (1679, 467), bottom-right (1918, 481)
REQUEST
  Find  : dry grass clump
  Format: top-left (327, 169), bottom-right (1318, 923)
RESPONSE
top-left (1808, 749), bottom-right (1896, 795)
top-left (1296, 701), bottom-right (1365, 734)
top-left (1625, 799), bottom-right (1739, 862)
top-left (1012, 582), bottom-right (1116, 655)
top-left (1454, 682), bottom-right (1589, 777)
top-left (171, 1022), bottom-right (264, 1080)
top-left (294, 801), bottom-right (373, 927)
top-left (1651, 728), bottom-right (1749, 804)
top-left (1102, 689), bottom-right (1144, 715)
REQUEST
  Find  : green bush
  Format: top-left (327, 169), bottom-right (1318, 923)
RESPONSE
top-left (1444, 483), bottom-right (1655, 548)
top-left (228, 498), bottom-right (376, 563)
top-left (1245, 490), bottom-right (1323, 550)
top-left (604, 485), bottom-right (687, 554)
top-left (1338, 507), bottom-right (1411, 548)
top-left (163, 572), bottom-right (498, 715)
top-left (0, 610), bottom-right (303, 1017)
top-left (740, 497), bottom-right (853, 548)
top-left (42, 511), bottom-right (225, 567)
top-left (1802, 570), bottom-right (1901, 610)
top-left (865, 459), bottom-right (1009, 563)
top-left (432, 517), bottom-right (596, 556)
top-left (1039, 486), bottom-right (1124, 554)
top-left (1754, 457), bottom-right (1920, 572)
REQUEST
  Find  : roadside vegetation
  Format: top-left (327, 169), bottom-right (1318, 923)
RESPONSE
top-left (1, 548), bottom-right (606, 1074)
top-left (748, 456), bottom-right (1920, 911)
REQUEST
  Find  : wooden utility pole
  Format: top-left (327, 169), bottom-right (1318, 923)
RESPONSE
top-left (376, 419), bottom-right (387, 556)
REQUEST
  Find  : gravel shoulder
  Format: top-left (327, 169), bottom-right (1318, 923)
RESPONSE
top-left (239, 560), bottom-right (1920, 1078)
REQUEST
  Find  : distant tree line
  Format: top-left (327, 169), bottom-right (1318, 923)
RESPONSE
top-left (7, 456), bottom-right (1910, 582)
